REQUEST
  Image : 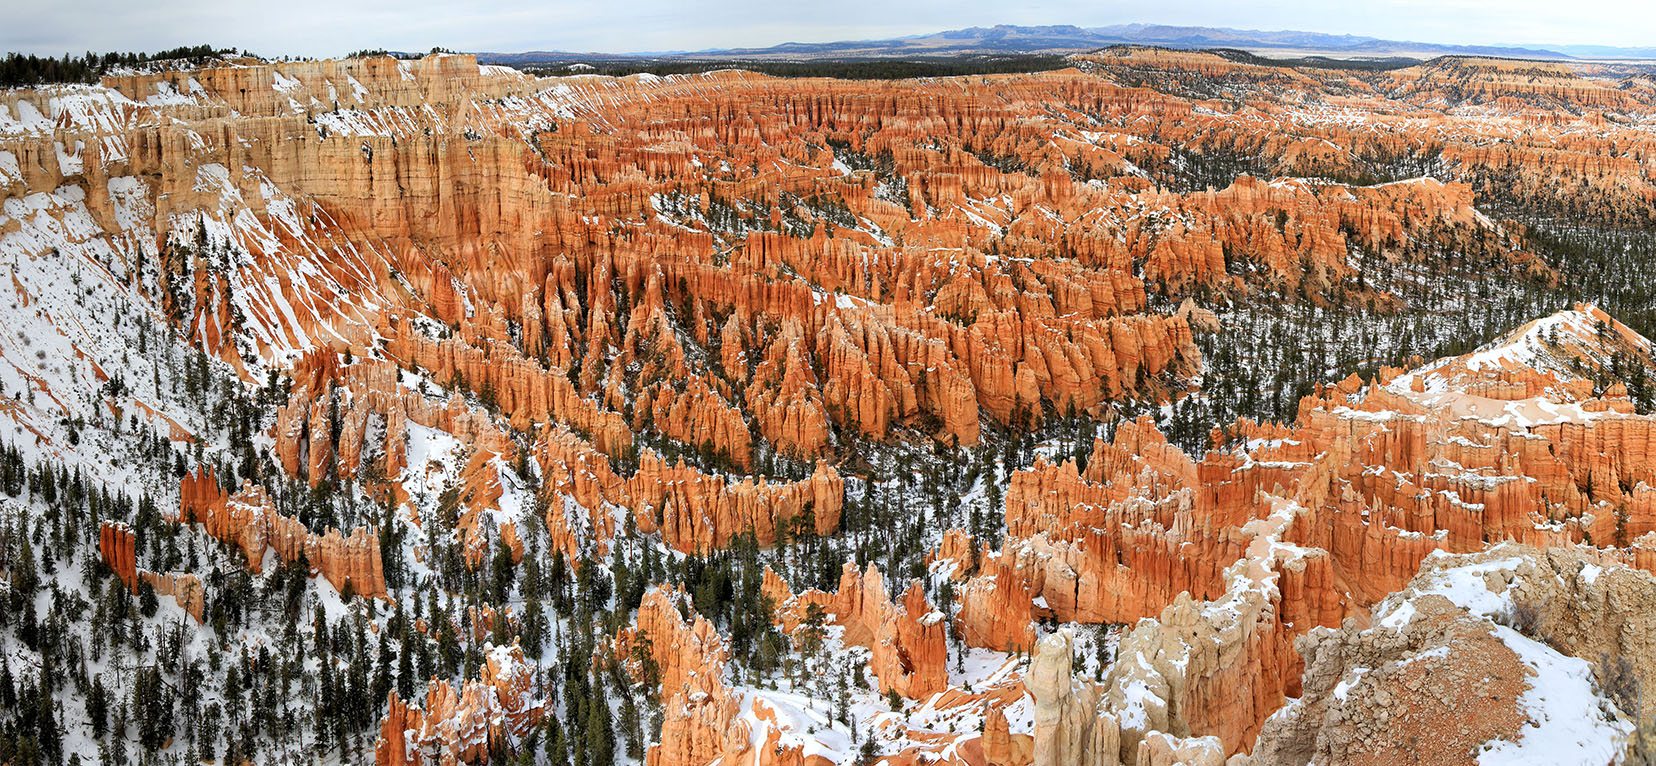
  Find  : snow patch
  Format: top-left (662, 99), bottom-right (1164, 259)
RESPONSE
top-left (1477, 625), bottom-right (1632, 765)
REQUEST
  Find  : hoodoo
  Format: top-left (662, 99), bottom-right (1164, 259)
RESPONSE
top-left (3, 19), bottom-right (1656, 766)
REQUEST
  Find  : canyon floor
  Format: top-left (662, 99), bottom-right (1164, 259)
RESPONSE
top-left (1, 46), bottom-right (1656, 766)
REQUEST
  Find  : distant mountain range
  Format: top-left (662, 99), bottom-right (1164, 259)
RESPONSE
top-left (475, 23), bottom-right (1656, 66)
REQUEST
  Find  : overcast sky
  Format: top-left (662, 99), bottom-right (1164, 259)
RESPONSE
top-left (3, 0), bottom-right (1653, 58)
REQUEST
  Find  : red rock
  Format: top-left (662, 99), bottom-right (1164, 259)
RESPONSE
top-left (618, 587), bottom-right (750, 766)
top-left (375, 642), bottom-right (546, 765)
top-left (100, 521), bottom-right (206, 621)
top-left (142, 571), bottom-right (206, 622)
top-left (177, 469), bottom-right (387, 599)
top-left (957, 552), bottom-right (1039, 653)
top-left (770, 564), bottom-right (948, 699)
top-left (98, 521), bottom-right (139, 593)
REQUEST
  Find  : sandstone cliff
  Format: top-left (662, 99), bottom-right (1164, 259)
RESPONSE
top-left (1250, 546), bottom-right (1642, 765)
top-left (99, 520), bottom-right (207, 621)
top-left (375, 642), bottom-right (546, 765)
top-left (177, 468), bottom-right (387, 599)
top-left (946, 306), bottom-right (1656, 763)
top-left (768, 564), bottom-right (949, 700)
top-left (9, 48), bottom-right (1656, 766)
top-left (617, 587), bottom-right (751, 766)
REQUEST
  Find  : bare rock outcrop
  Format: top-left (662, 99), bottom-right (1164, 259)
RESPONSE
top-left (375, 642), bottom-right (546, 765)
top-left (617, 587), bottom-right (751, 766)
top-left (770, 564), bottom-right (949, 700)
top-left (1250, 546), bottom-right (1642, 765)
top-left (98, 521), bottom-right (138, 593)
top-left (1026, 631), bottom-right (1122, 766)
top-left (178, 469), bottom-right (387, 598)
top-left (99, 521), bottom-right (206, 621)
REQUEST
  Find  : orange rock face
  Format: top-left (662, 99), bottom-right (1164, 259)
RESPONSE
top-left (769, 564), bottom-right (949, 699)
top-left (375, 642), bottom-right (546, 766)
top-left (17, 56), bottom-right (1233, 506)
top-left (618, 587), bottom-right (750, 766)
top-left (15, 47), bottom-right (1656, 766)
top-left (953, 417), bottom-right (1244, 651)
top-left (99, 521), bottom-right (206, 621)
top-left (955, 550), bottom-right (1040, 654)
top-left (951, 305), bottom-right (1656, 761)
top-left (636, 455), bottom-right (845, 553)
top-left (177, 468), bottom-right (387, 599)
top-left (534, 425), bottom-right (846, 555)
top-left (98, 521), bottom-right (138, 593)
top-left (638, 376), bottom-right (754, 470)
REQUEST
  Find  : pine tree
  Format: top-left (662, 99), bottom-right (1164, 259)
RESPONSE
top-left (547, 718), bottom-right (571, 766)
top-left (37, 680), bottom-right (62, 763)
top-left (396, 634), bottom-right (415, 699)
top-left (88, 677), bottom-right (108, 738)
top-left (619, 694), bottom-right (643, 760)
top-left (373, 633), bottom-right (393, 713)
top-left (585, 673), bottom-right (615, 766)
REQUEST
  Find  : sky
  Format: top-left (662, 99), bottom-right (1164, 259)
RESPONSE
top-left (2, 0), bottom-right (1653, 58)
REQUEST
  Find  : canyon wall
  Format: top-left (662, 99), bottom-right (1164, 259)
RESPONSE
top-left (178, 468), bottom-right (387, 599)
top-left (10, 49), bottom-right (1656, 766)
top-left (375, 642), bottom-right (546, 766)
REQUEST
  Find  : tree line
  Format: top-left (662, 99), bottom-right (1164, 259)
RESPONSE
top-left (0, 45), bottom-right (232, 87)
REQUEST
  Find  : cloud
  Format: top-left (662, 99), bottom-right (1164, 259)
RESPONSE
top-left (2, 0), bottom-right (1652, 58)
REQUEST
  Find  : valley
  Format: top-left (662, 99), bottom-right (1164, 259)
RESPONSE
top-left (0, 45), bottom-right (1655, 765)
